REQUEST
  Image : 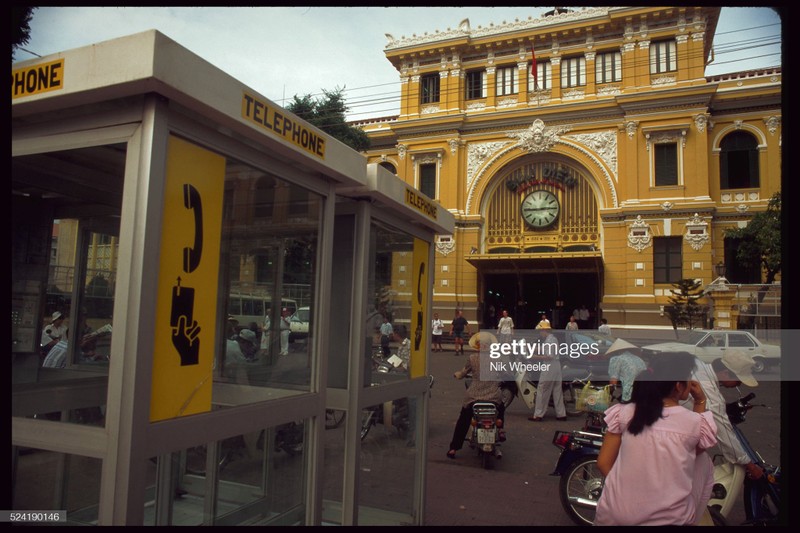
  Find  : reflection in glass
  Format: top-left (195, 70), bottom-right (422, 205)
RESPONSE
top-left (357, 393), bottom-right (419, 525)
top-left (145, 423), bottom-right (308, 525)
top-left (12, 448), bottom-right (102, 525)
top-left (365, 222), bottom-right (414, 387)
top-left (216, 163), bottom-right (321, 398)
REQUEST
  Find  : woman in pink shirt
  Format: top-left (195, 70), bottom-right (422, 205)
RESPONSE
top-left (595, 352), bottom-right (717, 526)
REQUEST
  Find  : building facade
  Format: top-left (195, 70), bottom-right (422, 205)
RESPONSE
top-left (359, 6), bottom-right (781, 330)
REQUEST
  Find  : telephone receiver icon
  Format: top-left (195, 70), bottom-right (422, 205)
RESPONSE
top-left (417, 262), bottom-right (425, 304)
top-left (183, 184), bottom-right (203, 273)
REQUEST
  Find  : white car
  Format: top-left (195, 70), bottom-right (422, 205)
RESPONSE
top-left (642, 329), bottom-right (780, 373)
top-left (289, 306), bottom-right (310, 342)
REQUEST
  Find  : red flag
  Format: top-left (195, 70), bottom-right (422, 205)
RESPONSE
top-left (531, 46), bottom-right (539, 90)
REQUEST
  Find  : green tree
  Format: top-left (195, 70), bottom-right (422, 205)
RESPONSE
top-left (724, 191), bottom-right (781, 286)
top-left (665, 278), bottom-right (708, 330)
top-left (12, 6), bottom-right (37, 61)
top-left (286, 88), bottom-right (370, 152)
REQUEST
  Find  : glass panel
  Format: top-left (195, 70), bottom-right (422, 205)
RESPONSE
top-left (215, 160), bottom-right (322, 403)
top-left (365, 221), bottom-right (415, 387)
top-left (321, 409), bottom-right (346, 525)
top-left (357, 392), bottom-right (419, 525)
top-left (146, 422), bottom-right (307, 526)
top-left (13, 144), bottom-right (124, 428)
top-left (12, 447), bottom-right (102, 525)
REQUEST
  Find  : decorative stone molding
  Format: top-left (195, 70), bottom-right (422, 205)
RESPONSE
top-left (436, 235), bottom-right (455, 256)
top-left (645, 130), bottom-right (687, 150)
top-left (517, 61), bottom-right (528, 71)
top-left (627, 215), bottom-right (652, 252)
top-left (585, 50), bottom-right (596, 61)
top-left (527, 91), bottom-right (551, 105)
top-left (638, 40), bottom-right (650, 50)
top-left (467, 101), bottom-right (487, 111)
top-left (550, 55), bottom-right (561, 66)
top-left (509, 118), bottom-right (570, 153)
top-left (736, 204), bottom-right (750, 213)
top-left (721, 191), bottom-right (760, 203)
top-left (651, 75), bottom-right (677, 86)
top-left (448, 139), bottom-right (461, 155)
top-left (625, 121), bottom-right (638, 139)
top-left (486, 66), bottom-right (496, 75)
top-left (439, 71), bottom-right (449, 79)
top-left (734, 120), bottom-right (743, 130)
top-left (684, 213), bottom-right (709, 251)
top-left (597, 84), bottom-right (621, 96)
top-left (694, 114), bottom-right (709, 133)
top-left (421, 105), bottom-right (441, 114)
top-left (676, 34), bottom-right (689, 45)
top-left (396, 144), bottom-right (407, 160)
top-left (624, 22), bottom-right (634, 41)
top-left (661, 201), bottom-right (673, 211)
top-left (564, 130), bottom-right (617, 176)
top-left (764, 116), bottom-right (780, 135)
top-left (466, 141), bottom-right (511, 185)
top-left (562, 88), bottom-right (585, 101)
top-left (451, 68), bottom-right (461, 77)
top-left (621, 42), bottom-right (635, 54)
top-left (497, 97), bottom-right (518, 108)
top-left (411, 75), bottom-right (420, 83)
top-left (690, 32), bottom-right (704, 43)
top-left (412, 153), bottom-right (441, 169)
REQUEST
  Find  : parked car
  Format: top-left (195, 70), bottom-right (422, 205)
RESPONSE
top-left (642, 329), bottom-right (780, 373)
top-left (289, 306), bottom-right (310, 342)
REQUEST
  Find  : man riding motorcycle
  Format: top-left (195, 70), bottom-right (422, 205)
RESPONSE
top-left (681, 349), bottom-right (764, 482)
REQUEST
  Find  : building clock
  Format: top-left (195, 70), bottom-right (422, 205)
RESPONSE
top-left (521, 190), bottom-right (559, 228)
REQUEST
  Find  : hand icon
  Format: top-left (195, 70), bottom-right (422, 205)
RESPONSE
top-left (172, 314), bottom-right (201, 366)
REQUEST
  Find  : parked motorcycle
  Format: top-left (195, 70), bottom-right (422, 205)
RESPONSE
top-left (550, 410), bottom-right (606, 525)
top-left (707, 392), bottom-right (782, 526)
top-left (466, 401), bottom-right (504, 469)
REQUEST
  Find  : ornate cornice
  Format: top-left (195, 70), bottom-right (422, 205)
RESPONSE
top-left (384, 7), bottom-right (612, 50)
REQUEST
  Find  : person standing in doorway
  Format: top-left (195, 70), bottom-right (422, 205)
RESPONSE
top-left (565, 315), bottom-right (579, 330)
top-left (450, 309), bottom-right (470, 355)
top-left (598, 318), bottom-right (612, 336)
top-left (431, 313), bottom-right (444, 352)
top-left (496, 309), bottom-right (514, 344)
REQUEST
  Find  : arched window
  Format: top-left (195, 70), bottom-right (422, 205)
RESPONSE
top-left (720, 131), bottom-right (759, 189)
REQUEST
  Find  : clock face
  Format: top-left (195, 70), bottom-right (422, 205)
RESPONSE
top-left (521, 190), bottom-right (559, 228)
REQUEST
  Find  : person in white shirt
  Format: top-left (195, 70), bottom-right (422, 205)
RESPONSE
top-left (496, 310), bottom-right (515, 343)
top-left (431, 313), bottom-right (444, 352)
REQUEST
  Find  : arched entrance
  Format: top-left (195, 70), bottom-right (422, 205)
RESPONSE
top-left (471, 155), bottom-right (604, 329)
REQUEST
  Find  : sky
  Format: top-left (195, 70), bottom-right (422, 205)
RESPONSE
top-left (17, 6), bottom-right (783, 121)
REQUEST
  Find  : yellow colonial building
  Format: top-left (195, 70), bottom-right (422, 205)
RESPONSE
top-left (358, 6), bottom-right (781, 330)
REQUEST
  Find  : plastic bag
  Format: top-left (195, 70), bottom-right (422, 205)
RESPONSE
top-left (576, 381), bottom-right (611, 413)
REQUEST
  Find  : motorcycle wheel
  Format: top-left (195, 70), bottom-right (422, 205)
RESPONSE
top-left (481, 451), bottom-right (492, 470)
top-left (325, 409), bottom-right (345, 429)
top-left (743, 479), bottom-right (780, 525)
top-left (559, 455), bottom-right (604, 526)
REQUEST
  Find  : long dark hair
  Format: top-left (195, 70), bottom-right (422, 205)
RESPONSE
top-left (628, 351), bottom-right (696, 435)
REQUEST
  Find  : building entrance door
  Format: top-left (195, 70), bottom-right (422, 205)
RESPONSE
top-left (483, 271), bottom-right (599, 330)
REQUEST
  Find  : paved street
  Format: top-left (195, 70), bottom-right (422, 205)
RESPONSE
top-left (422, 345), bottom-right (783, 526)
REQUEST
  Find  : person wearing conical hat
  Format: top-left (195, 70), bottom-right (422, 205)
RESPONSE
top-left (685, 349), bottom-right (764, 485)
top-left (607, 338), bottom-right (647, 403)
